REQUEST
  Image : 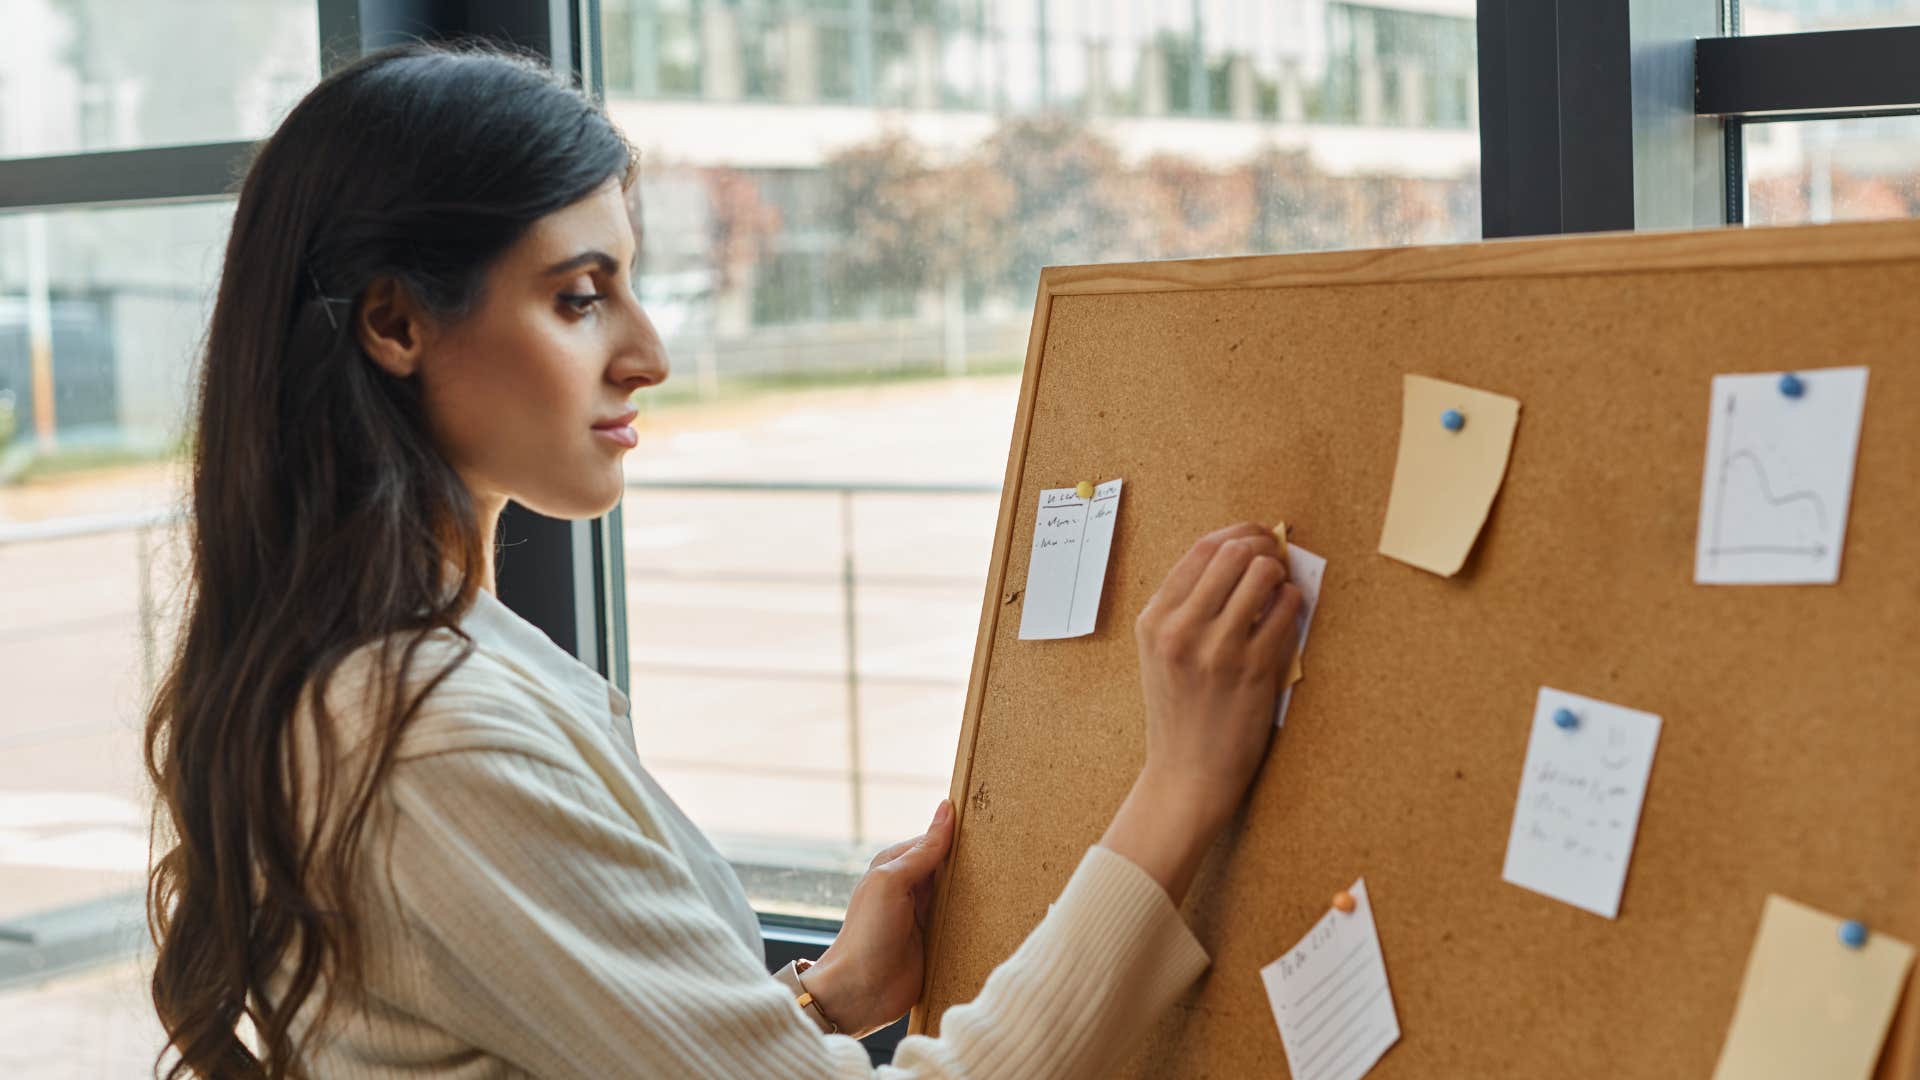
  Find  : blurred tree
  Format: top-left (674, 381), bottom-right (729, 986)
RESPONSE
top-left (975, 116), bottom-right (1133, 293)
top-left (1247, 147), bottom-right (1475, 253)
top-left (701, 166), bottom-right (782, 289)
top-left (1132, 154), bottom-right (1256, 258)
top-left (822, 131), bottom-right (1011, 299)
top-left (818, 121), bottom-right (1480, 320)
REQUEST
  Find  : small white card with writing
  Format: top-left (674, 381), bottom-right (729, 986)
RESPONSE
top-left (1502, 687), bottom-right (1662, 919)
top-left (1017, 479), bottom-right (1123, 640)
top-left (1260, 878), bottom-right (1401, 1080)
top-left (1695, 366), bottom-right (1868, 585)
top-left (1274, 544), bottom-right (1327, 728)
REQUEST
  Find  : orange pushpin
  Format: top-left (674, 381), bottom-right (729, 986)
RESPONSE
top-left (1332, 890), bottom-right (1357, 914)
top-left (1075, 480), bottom-right (1094, 500)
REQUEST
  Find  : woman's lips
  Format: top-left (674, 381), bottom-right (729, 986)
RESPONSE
top-left (592, 410), bottom-right (639, 448)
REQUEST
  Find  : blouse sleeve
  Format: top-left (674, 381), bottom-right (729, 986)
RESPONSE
top-left (369, 741), bottom-right (1210, 1079)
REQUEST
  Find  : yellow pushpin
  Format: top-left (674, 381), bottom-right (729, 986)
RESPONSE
top-left (1075, 480), bottom-right (1094, 500)
top-left (1273, 521), bottom-right (1303, 689)
top-left (1333, 890), bottom-right (1357, 914)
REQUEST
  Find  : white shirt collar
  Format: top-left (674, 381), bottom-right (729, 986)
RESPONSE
top-left (459, 586), bottom-right (631, 721)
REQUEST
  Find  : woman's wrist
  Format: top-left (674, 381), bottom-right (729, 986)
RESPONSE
top-left (797, 953), bottom-right (864, 1037)
top-left (1097, 767), bottom-right (1235, 906)
top-left (1137, 763), bottom-right (1238, 832)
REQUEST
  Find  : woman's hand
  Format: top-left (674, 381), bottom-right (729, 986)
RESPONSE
top-left (802, 800), bottom-right (955, 1038)
top-left (1101, 522), bottom-right (1303, 905)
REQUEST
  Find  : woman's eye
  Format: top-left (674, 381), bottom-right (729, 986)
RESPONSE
top-left (560, 292), bottom-right (608, 315)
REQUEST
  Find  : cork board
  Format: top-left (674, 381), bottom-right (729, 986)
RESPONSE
top-left (910, 220), bottom-right (1920, 1078)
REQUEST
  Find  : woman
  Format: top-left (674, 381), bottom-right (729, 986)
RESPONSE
top-left (145, 42), bottom-right (1303, 1079)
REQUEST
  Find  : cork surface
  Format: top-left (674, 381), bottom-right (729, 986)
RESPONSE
top-left (913, 220), bottom-right (1920, 1078)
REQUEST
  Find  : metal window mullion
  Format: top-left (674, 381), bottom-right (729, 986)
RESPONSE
top-left (1696, 26), bottom-right (1920, 118)
top-left (0, 141), bottom-right (255, 213)
top-left (635, 2), bottom-right (660, 95)
top-left (1478, 0), bottom-right (1725, 238)
top-left (853, 0), bottom-right (875, 104)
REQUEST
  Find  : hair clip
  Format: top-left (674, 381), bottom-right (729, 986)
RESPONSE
top-left (306, 265), bottom-right (348, 331)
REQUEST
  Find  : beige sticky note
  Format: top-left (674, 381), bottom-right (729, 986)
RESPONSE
top-left (1377, 374), bottom-right (1521, 576)
top-left (1713, 895), bottom-right (1916, 1080)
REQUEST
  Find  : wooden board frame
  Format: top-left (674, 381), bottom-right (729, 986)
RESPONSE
top-left (909, 219), bottom-right (1920, 1078)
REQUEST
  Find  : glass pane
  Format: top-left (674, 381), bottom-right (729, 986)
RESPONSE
top-left (1744, 116), bottom-right (1920, 226)
top-left (1738, 0), bottom-right (1920, 33)
top-left (605, 0), bottom-right (1480, 920)
top-left (0, 2), bottom-right (317, 158)
top-left (0, 201), bottom-right (223, 1074)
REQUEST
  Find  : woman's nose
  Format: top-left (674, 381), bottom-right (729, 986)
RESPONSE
top-left (615, 299), bottom-right (670, 389)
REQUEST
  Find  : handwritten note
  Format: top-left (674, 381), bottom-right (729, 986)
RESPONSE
top-left (1274, 544), bottom-right (1326, 729)
top-left (1502, 687), bottom-right (1661, 919)
top-left (1017, 479), bottom-right (1123, 640)
top-left (1696, 366), bottom-right (1869, 585)
top-left (1260, 878), bottom-right (1401, 1080)
top-left (1713, 895), bottom-right (1916, 1080)
top-left (1378, 374), bottom-right (1522, 577)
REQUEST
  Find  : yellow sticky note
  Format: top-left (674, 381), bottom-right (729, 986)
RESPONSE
top-left (1273, 522), bottom-right (1303, 689)
top-left (1712, 895), bottom-right (1916, 1080)
top-left (1377, 374), bottom-right (1521, 576)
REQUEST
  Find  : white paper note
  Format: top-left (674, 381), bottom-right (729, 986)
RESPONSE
top-left (1695, 366), bottom-right (1869, 585)
top-left (1275, 544), bottom-right (1327, 728)
top-left (1017, 479), bottom-right (1123, 640)
top-left (1260, 878), bottom-right (1401, 1080)
top-left (1502, 688), bottom-right (1662, 919)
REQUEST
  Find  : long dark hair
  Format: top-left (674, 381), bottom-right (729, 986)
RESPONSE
top-left (144, 42), bottom-right (634, 1078)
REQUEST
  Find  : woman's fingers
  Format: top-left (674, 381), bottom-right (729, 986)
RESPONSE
top-left (1142, 523), bottom-right (1274, 620)
top-left (1174, 532), bottom-right (1281, 626)
top-left (868, 836), bottom-right (918, 871)
top-left (1207, 553), bottom-right (1287, 649)
top-left (1249, 582), bottom-right (1305, 668)
top-left (882, 803), bottom-right (955, 883)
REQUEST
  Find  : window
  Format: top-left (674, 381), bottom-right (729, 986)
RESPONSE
top-left (0, 3), bottom-right (313, 1073)
top-left (0, 1), bottom-right (315, 157)
top-left (1746, 115), bottom-right (1920, 226)
top-left (602, 0), bottom-right (1481, 921)
top-left (1732, 1), bottom-right (1920, 227)
top-left (0, 198), bottom-right (238, 1080)
top-left (1741, 0), bottom-right (1920, 32)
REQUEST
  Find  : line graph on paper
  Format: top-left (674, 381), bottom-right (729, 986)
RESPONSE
top-left (1694, 367), bottom-right (1869, 585)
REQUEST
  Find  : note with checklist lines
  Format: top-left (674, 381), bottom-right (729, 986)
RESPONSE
top-left (1017, 479), bottom-right (1123, 639)
top-left (1259, 878), bottom-right (1401, 1080)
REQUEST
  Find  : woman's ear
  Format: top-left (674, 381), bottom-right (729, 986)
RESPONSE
top-left (356, 276), bottom-right (431, 379)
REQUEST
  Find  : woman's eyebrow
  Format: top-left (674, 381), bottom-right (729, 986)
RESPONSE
top-left (541, 249), bottom-right (639, 276)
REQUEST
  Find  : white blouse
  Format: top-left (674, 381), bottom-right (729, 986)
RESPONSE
top-left (271, 586), bottom-right (1211, 1078)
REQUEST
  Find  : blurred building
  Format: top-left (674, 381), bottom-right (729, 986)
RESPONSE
top-left (602, 0), bottom-right (1482, 385)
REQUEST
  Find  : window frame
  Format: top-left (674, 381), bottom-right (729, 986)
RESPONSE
top-left (1696, 20), bottom-right (1920, 224)
top-left (1475, 0), bottom-right (1920, 237)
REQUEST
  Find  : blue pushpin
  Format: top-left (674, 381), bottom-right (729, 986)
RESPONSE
top-left (1441, 408), bottom-right (1465, 432)
top-left (1840, 920), bottom-right (1868, 949)
top-left (1779, 373), bottom-right (1806, 399)
top-left (1553, 707), bottom-right (1579, 730)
